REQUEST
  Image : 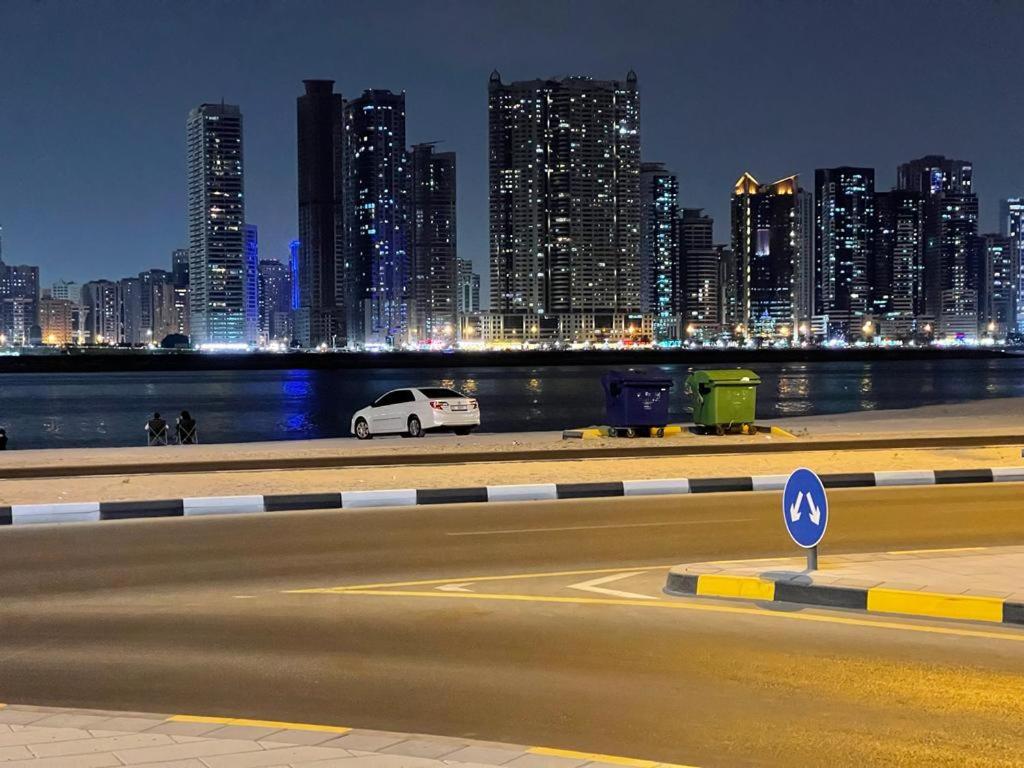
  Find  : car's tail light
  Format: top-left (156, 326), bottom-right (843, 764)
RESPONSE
top-left (469, 399), bottom-right (479, 410)
top-left (429, 400), bottom-right (449, 411)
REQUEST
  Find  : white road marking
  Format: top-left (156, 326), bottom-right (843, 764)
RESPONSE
top-left (567, 572), bottom-right (657, 600)
top-left (436, 583), bottom-right (474, 593)
top-left (446, 518), bottom-right (754, 537)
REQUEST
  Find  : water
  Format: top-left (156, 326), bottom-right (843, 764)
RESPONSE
top-left (1, 357), bottom-right (1022, 449)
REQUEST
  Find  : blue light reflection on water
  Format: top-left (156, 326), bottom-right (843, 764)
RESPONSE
top-left (0, 357), bottom-right (1022, 449)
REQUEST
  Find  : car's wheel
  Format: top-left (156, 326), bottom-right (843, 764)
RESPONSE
top-left (407, 415), bottom-right (424, 438)
top-left (354, 418), bottom-right (372, 440)
top-left (454, 427), bottom-right (474, 436)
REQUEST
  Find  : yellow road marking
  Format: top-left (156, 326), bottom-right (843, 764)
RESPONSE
top-left (311, 588), bottom-right (1024, 643)
top-left (169, 714), bottom-right (350, 733)
top-left (696, 574), bottom-right (775, 601)
top-left (285, 564), bottom-right (672, 593)
top-left (867, 588), bottom-right (1004, 623)
top-left (528, 746), bottom-right (698, 767)
top-left (885, 546), bottom-right (989, 555)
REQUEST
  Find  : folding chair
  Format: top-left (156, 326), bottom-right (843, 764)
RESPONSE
top-left (177, 424), bottom-right (199, 445)
top-left (146, 425), bottom-right (169, 446)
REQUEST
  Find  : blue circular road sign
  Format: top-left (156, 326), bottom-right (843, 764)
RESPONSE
top-left (782, 468), bottom-right (828, 549)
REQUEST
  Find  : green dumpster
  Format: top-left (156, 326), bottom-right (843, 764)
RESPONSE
top-left (684, 369), bottom-right (761, 435)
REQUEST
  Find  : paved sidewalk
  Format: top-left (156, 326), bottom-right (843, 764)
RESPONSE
top-left (666, 545), bottom-right (1024, 625)
top-left (0, 704), bottom-right (693, 768)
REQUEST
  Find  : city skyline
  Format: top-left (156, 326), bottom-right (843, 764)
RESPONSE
top-left (3, 1), bottom-right (1024, 292)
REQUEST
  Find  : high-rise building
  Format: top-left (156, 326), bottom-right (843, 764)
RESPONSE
top-left (639, 163), bottom-right (680, 340)
top-left (187, 102), bottom-right (250, 346)
top-left (0, 263), bottom-right (40, 345)
top-left (680, 208), bottom-right (718, 334)
top-left (874, 190), bottom-right (924, 334)
top-left (39, 298), bottom-right (75, 345)
top-left (897, 155), bottom-right (978, 336)
top-left (731, 173), bottom-right (799, 337)
top-left (456, 259), bottom-right (481, 315)
top-left (488, 71), bottom-right (641, 315)
top-left (171, 248), bottom-right (190, 288)
top-left (408, 143), bottom-right (457, 344)
top-left (81, 280), bottom-right (119, 344)
top-left (296, 80), bottom-right (345, 347)
top-left (999, 198), bottom-right (1024, 332)
top-left (638, 162), bottom-right (679, 339)
top-left (343, 89), bottom-right (409, 346)
top-left (243, 224), bottom-right (260, 343)
top-left (138, 269), bottom-right (172, 341)
top-left (974, 234), bottom-right (1017, 336)
top-left (51, 280), bottom-right (82, 306)
top-left (717, 245), bottom-right (737, 328)
top-left (815, 167), bottom-right (875, 336)
top-left (793, 189), bottom-right (815, 324)
top-left (258, 259), bottom-right (293, 342)
top-left (118, 277), bottom-right (143, 345)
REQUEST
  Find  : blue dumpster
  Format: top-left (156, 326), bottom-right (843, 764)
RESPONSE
top-left (601, 370), bottom-right (673, 429)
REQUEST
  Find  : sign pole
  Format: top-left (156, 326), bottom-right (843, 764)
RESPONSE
top-left (807, 545), bottom-right (818, 572)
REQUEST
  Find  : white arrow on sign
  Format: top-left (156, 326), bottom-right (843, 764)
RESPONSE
top-left (435, 583), bottom-right (474, 593)
top-left (806, 496), bottom-right (821, 526)
top-left (567, 572), bottom-right (657, 600)
top-left (789, 491), bottom-right (804, 523)
top-left (789, 491), bottom-right (822, 526)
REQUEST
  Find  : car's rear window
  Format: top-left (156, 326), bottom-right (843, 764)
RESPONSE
top-left (419, 388), bottom-right (465, 399)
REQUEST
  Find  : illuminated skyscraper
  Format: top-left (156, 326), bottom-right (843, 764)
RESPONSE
top-left (680, 208), bottom-right (718, 334)
top-left (457, 258), bottom-right (480, 315)
top-left (258, 259), bottom-right (293, 342)
top-left (974, 234), bottom-right (1017, 335)
top-left (243, 224), bottom-right (260, 343)
top-left (731, 173), bottom-right (799, 336)
top-left (897, 155), bottom-right (978, 336)
top-left (999, 198), bottom-right (1024, 331)
top-left (186, 102), bottom-right (250, 345)
top-left (488, 71), bottom-right (641, 315)
top-left (815, 167), bottom-right (875, 336)
top-left (639, 163), bottom-right (679, 339)
top-left (408, 143), bottom-right (457, 344)
top-left (296, 80), bottom-right (345, 347)
top-left (874, 190), bottom-right (924, 333)
top-left (343, 89), bottom-right (408, 346)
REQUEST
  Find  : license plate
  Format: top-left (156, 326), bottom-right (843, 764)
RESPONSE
top-left (452, 404), bottom-right (468, 411)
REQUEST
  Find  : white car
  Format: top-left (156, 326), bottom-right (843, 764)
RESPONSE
top-left (350, 387), bottom-right (480, 439)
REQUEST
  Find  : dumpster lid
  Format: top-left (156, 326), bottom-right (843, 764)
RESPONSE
top-left (686, 368), bottom-right (761, 385)
top-left (601, 370), bottom-right (674, 388)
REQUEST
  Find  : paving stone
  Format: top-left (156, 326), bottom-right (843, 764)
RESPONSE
top-left (91, 716), bottom-right (167, 733)
top-left (29, 732), bottom-right (173, 757)
top-left (112, 761), bottom-right (208, 768)
top-left (319, 732), bottom-right (408, 752)
top-left (0, 745), bottom-right (33, 761)
top-left (256, 729), bottom-right (343, 746)
top-left (379, 738), bottom-right (469, 759)
top-left (442, 745), bottom-right (526, 764)
top-left (146, 721), bottom-right (227, 737)
top-left (28, 715), bottom-right (109, 730)
top-left (0, 711), bottom-right (53, 726)
top-left (116, 737), bottom-right (265, 764)
top-left (204, 724), bottom-right (286, 741)
top-left (294, 756), bottom-right (448, 768)
top-left (0, 727), bottom-right (96, 747)
top-left (202, 745), bottom-right (356, 768)
top-left (504, 755), bottom-right (589, 768)
top-left (0, 753), bottom-right (122, 768)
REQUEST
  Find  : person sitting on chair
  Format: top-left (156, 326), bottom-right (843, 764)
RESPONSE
top-left (176, 410), bottom-right (198, 444)
top-left (145, 412), bottom-right (168, 445)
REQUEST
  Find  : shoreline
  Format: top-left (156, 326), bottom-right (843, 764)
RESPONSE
top-left (0, 345), bottom-right (1016, 374)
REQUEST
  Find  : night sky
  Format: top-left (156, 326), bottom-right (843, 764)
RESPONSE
top-left (2, 0), bottom-right (1022, 298)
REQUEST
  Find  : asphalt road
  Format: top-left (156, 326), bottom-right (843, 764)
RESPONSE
top-left (1, 485), bottom-right (1023, 767)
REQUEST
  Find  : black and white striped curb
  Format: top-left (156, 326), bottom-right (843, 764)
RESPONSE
top-left (2, 466), bottom-right (1022, 526)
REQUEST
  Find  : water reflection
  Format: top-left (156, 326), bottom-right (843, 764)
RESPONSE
top-left (3, 358), bottom-right (1024, 448)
